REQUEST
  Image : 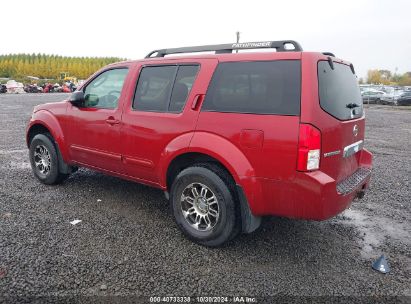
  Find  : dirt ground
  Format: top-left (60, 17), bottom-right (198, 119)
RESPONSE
top-left (0, 94), bottom-right (410, 302)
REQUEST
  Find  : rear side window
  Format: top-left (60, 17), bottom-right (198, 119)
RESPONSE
top-left (318, 61), bottom-right (363, 120)
top-left (202, 60), bottom-right (301, 115)
top-left (170, 66), bottom-right (199, 112)
top-left (133, 65), bottom-right (199, 112)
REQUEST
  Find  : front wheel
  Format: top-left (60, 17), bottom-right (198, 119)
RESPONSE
top-left (29, 134), bottom-right (69, 184)
top-left (170, 164), bottom-right (239, 247)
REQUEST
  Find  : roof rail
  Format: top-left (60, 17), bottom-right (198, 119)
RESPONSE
top-left (145, 40), bottom-right (303, 58)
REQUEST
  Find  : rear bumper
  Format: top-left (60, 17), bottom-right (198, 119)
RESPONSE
top-left (288, 166), bottom-right (371, 220)
top-left (242, 149), bottom-right (373, 220)
top-left (336, 167), bottom-right (371, 195)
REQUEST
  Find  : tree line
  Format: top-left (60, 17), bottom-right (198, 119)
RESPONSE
top-left (1, 54), bottom-right (410, 87)
top-left (360, 69), bottom-right (411, 86)
top-left (0, 53), bottom-right (126, 81)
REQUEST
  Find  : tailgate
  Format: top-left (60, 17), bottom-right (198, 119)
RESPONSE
top-left (321, 116), bottom-right (365, 183)
top-left (316, 59), bottom-right (365, 183)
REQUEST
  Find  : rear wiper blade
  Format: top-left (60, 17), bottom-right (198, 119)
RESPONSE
top-left (346, 103), bottom-right (360, 109)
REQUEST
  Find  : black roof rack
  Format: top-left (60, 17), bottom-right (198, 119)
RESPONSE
top-left (322, 52), bottom-right (335, 57)
top-left (145, 40), bottom-right (303, 58)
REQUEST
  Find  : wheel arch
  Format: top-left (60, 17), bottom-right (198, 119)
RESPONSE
top-left (162, 132), bottom-right (261, 232)
top-left (27, 123), bottom-right (50, 147)
top-left (26, 110), bottom-right (69, 162)
top-left (161, 131), bottom-right (255, 189)
top-left (165, 152), bottom-right (237, 192)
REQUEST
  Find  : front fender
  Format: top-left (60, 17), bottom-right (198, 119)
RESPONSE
top-left (27, 110), bottom-right (69, 162)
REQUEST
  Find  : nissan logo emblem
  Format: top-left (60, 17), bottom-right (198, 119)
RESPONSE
top-left (353, 125), bottom-right (359, 137)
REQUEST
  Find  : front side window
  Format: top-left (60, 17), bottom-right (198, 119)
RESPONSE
top-left (133, 65), bottom-right (199, 112)
top-left (83, 68), bottom-right (128, 109)
top-left (202, 60), bottom-right (301, 115)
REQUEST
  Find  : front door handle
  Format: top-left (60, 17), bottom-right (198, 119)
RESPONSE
top-left (105, 117), bottom-right (120, 125)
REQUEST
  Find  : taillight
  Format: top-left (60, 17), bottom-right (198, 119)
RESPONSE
top-left (297, 124), bottom-right (321, 171)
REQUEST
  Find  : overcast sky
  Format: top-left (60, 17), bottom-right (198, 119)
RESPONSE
top-left (1, 0), bottom-right (410, 79)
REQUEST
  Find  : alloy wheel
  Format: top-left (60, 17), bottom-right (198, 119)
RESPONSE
top-left (33, 145), bottom-right (51, 175)
top-left (180, 182), bottom-right (220, 231)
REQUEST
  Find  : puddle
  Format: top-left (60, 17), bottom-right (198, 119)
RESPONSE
top-left (0, 149), bottom-right (27, 154)
top-left (4, 105), bottom-right (23, 110)
top-left (7, 161), bottom-right (31, 170)
top-left (0, 150), bottom-right (31, 170)
top-left (339, 208), bottom-right (411, 259)
top-left (342, 209), bottom-right (382, 258)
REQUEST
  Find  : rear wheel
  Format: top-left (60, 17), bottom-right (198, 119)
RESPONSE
top-left (29, 134), bottom-right (69, 184)
top-left (170, 164), bottom-right (240, 247)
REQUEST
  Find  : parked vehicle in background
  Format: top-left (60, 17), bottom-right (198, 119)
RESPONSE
top-left (52, 83), bottom-right (63, 93)
top-left (62, 84), bottom-right (71, 93)
top-left (0, 84), bottom-right (7, 93)
top-left (380, 90), bottom-right (404, 105)
top-left (24, 84), bottom-right (43, 93)
top-left (43, 83), bottom-right (63, 93)
top-left (397, 91), bottom-right (411, 106)
top-left (362, 89), bottom-right (386, 104)
top-left (5, 80), bottom-right (25, 94)
top-left (26, 40), bottom-right (373, 246)
top-left (63, 81), bottom-right (77, 92)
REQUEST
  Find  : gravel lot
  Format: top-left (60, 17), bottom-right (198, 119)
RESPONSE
top-left (0, 94), bottom-right (410, 302)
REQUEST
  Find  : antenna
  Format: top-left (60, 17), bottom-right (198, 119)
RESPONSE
top-left (236, 31), bottom-right (240, 53)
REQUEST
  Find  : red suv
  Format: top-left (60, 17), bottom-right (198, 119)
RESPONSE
top-left (26, 40), bottom-right (372, 246)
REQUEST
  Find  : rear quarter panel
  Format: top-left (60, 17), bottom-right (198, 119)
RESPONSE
top-left (194, 53), bottom-right (302, 214)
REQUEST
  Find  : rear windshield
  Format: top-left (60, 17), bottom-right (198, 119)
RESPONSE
top-left (202, 60), bottom-right (301, 115)
top-left (318, 61), bottom-right (363, 120)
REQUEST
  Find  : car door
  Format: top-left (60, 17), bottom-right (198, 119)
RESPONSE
top-left (120, 59), bottom-right (218, 184)
top-left (66, 67), bottom-right (130, 173)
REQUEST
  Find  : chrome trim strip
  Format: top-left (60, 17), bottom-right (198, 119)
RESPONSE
top-left (324, 150), bottom-right (341, 158)
top-left (343, 140), bottom-right (364, 158)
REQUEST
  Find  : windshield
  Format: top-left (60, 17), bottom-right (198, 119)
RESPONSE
top-left (318, 61), bottom-right (363, 120)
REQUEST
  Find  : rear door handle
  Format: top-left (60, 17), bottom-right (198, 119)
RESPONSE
top-left (191, 94), bottom-right (205, 110)
top-left (105, 117), bottom-right (120, 125)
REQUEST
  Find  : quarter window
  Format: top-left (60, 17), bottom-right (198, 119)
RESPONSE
top-left (202, 61), bottom-right (301, 115)
top-left (133, 65), bottom-right (199, 112)
top-left (83, 68), bottom-right (128, 109)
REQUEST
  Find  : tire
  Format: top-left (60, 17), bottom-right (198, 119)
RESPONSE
top-left (29, 133), bottom-right (69, 185)
top-left (170, 163), bottom-right (240, 247)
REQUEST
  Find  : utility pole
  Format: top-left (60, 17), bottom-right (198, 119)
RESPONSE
top-left (236, 31), bottom-right (240, 53)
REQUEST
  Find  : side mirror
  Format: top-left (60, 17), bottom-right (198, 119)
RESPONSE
top-left (69, 91), bottom-right (85, 107)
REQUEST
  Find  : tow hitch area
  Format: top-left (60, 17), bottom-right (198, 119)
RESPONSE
top-left (356, 189), bottom-right (366, 199)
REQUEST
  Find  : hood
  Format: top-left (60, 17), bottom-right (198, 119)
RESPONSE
top-left (34, 100), bottom-right (68, 113)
